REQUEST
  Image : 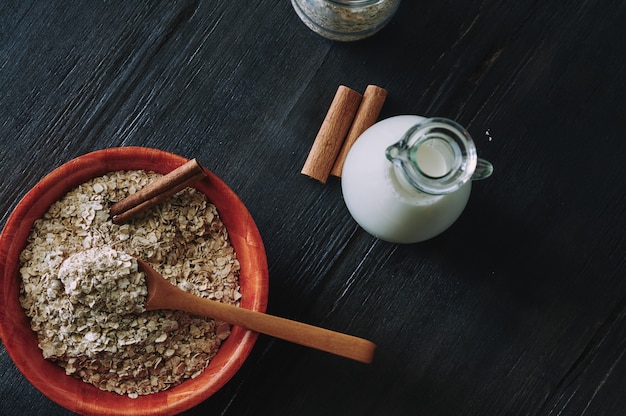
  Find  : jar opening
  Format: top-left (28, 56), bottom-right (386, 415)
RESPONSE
top-left (411, 137), bottom-right (454, 179)
top-left (326, 0), bottom-right (384, 5)
top-left (386, 118), bottom-right (477, 195)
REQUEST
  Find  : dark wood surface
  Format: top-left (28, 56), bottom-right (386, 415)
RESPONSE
top-left (1, 1), bottom-right (625, 415)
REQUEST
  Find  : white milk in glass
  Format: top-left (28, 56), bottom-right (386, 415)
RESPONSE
top-left (341, 115), bottom-right (473, 244)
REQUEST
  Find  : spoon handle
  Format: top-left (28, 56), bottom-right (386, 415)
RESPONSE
top-left (152, 283), bottom-right (376, 363)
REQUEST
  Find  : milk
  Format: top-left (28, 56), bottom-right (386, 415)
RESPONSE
top-left (341, 115), bottom-right (472, 243)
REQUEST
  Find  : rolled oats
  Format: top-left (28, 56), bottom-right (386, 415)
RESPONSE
top-left (58, 247), bottom-right (146, 315)
top-left (19, 170), bottom-right (241, 397)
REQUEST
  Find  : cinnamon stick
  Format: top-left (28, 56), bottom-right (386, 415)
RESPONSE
top-left (331, 85), bottom-right (387, 177)
top-left (110, 158), bottom-right (207, 224)
top-left (301, 85), bottom-right (362, 183)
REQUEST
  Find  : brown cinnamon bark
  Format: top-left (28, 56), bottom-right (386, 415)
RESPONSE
top-left (301, 85), bottom-right (362, 183)
top-left (110, 158), bottom-right (207, 224)
top-left (331, 85), bottom-right (387, 177)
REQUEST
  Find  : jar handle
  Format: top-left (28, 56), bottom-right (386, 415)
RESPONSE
top-left (471, 158), bottom-right (494, 181)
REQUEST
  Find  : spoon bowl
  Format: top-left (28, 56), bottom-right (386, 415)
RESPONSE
top-left (137, 258), bottom-right (376, 363)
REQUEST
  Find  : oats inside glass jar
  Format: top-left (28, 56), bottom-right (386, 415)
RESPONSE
top-left (18, 170), bottom-right (241, 398)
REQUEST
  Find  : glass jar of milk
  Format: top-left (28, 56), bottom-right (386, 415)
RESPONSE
top-left (341, 116), bottom-right (493, 243)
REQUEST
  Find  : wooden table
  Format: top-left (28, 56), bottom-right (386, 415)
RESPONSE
top-left (1, 1), bottom-right (625, 415)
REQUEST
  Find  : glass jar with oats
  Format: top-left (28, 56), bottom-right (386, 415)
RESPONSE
top-left (291, 0), bottom-right (400, 41)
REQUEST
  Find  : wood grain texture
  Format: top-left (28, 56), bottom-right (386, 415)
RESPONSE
top-left (141, 258), bottom-right (375, 364)
top-left (1, 0), bottom-right (625, 415)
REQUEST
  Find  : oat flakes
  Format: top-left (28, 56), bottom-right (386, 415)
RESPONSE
top-left (18, 170), bottom-right (241, 397)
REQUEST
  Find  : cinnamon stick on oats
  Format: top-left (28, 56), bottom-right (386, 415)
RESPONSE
top-left (301, 85), bottom-right (362, 183)
top-left (110, 158), bottom-right (207, 224)
top-left (331, 85), bottom-right (387, 177)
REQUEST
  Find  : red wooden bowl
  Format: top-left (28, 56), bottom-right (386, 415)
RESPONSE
top-left (0, 147), bottom-right (269, 415)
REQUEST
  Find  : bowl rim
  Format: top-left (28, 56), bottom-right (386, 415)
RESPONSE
top-left (0, 147), bottom-right (269, 415)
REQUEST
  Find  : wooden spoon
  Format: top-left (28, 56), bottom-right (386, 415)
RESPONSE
top-left (137, 258), bottom-right (376, 363)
